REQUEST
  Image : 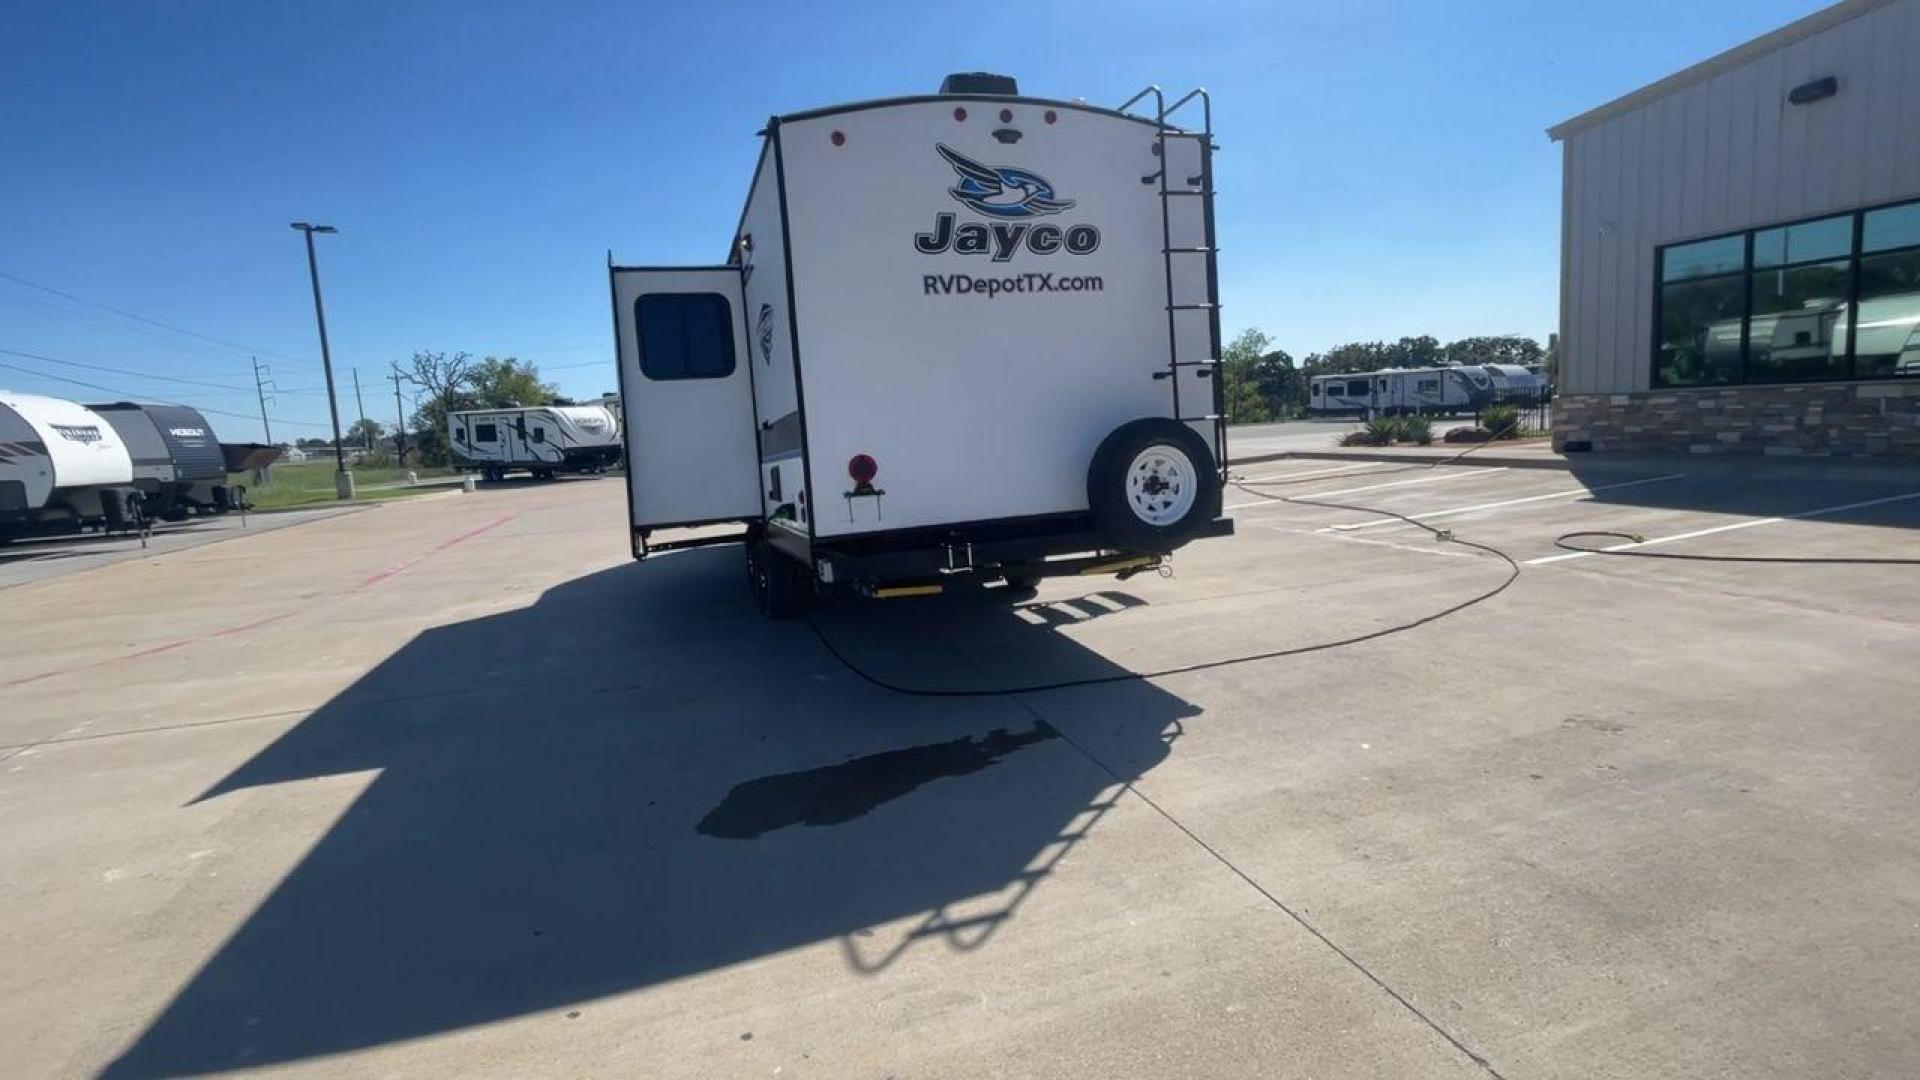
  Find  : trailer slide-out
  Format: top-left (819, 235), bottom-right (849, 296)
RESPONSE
top-left (610, 73), bottom-right (1234, 617)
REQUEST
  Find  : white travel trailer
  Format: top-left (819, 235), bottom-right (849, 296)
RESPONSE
top-left (448, 404), bottom-right (622, 481)
top-left (610, 73), bottom-right (1233, 615)
top-left (1309, 366), bottom-right (1492, 416)
top-left (0, 391), bottom-right (144, 540)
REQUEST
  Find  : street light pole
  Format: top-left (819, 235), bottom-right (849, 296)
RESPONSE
top-left (291, 222), bottom-right (352, 499)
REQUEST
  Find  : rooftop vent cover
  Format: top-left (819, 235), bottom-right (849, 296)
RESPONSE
top-left (939, 72), bottom-right (1018, 96)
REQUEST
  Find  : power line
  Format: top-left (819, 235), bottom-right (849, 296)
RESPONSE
top-left (0, 345), bottom-right (254, 393)
top-left (0, 357), bottom-right (332, 428)
top-left (0, 269), bottom-right (310, 367)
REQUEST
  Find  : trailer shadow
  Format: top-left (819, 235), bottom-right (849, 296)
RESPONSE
top-left (103, 548), bottom-right (1195, 1077)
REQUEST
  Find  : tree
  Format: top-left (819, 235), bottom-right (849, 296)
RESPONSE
top-left (407, 351), bottom-right (478, 465)
top-left (348, 417), bottom-right (383, 449)
top-left (1249, 348), bottom-right (1302, 418)
top-left (470, 356), bottom-right (559, 408)
top-left (1219, 328), bottom-right (1273, 424)
top-left (1442, 335), bottom-right (1546, 368)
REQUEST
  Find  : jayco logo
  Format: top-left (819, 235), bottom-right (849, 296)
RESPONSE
top-left (914, 144), bottom-right (1100, 262)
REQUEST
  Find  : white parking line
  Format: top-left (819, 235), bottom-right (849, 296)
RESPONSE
top-left (1232, 462), bottom-right (1386, 485)
top-left (1320, 473), bottom-right (1686, 532)
top-left (1225, 467), bottom-right (1504, 511)
top-left (1527, 489), bottom-right (1920, 565)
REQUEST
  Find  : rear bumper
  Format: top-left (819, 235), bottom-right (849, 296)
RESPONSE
top-left (808, 514), bottom-right (1234, 588)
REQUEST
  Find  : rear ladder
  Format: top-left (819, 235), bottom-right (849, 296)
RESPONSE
top-left (1118, 85), bottom-right (1226, 476)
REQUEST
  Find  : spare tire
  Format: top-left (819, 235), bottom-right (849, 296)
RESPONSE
top-left (1086, 419), bottom-right (1220, 553)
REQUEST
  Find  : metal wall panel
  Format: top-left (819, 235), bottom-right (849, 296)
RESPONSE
top-left (1559, 0), bottom-right (1920, 394)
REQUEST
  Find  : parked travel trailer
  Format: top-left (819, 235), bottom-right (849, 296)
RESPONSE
top-left (448, 404), bottom-right (622, 481)
top-left (609, 73), bottom-right (1233, 615)
top-left (0, 391), bottom-right (143, 540)
top-left (1308, 366), bottom-right (1492, 416)
top-left (89, 401), bottom-right (242, 520)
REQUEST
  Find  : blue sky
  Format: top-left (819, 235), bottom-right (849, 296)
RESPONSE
top-left (1, 0), bottom-right (1828, 441)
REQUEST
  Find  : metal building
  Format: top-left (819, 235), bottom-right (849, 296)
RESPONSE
top-left (1550, 0), bottom-right (1920, 457)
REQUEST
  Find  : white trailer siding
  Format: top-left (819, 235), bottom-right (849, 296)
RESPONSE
top-left (777, 103), bottom-right (1179, 538)
top-left (1554, 0), bottom-right (1920, 395)
top-left (0, 392), bottom-right (133, 494)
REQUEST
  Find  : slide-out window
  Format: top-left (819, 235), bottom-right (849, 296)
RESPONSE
top-left (636, 293), bottom-right (736, 380)
top-left (474, 423), bottom-right (498, 443)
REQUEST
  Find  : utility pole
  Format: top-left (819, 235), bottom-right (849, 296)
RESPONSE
top-left (389, 364), bottom-right (411, 463)
top-left (251, 357), bottom-right (275, 486)
top-left (251, 357), bottom-right (274, 444)
top-left (290, 221), bottom-right (352, 499)
top-left (352, 366), bottom-right (370, 449)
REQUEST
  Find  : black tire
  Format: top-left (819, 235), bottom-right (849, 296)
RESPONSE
top-left (746, 533), bottom-right (806, 620)
top-left (1003, 574), bottom-right (1040, 592)
top-left (1086, 418), bottom-right (1220, 553)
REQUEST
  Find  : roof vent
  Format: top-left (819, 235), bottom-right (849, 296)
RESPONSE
top-left (939, 72), bottom-right (1017, 96)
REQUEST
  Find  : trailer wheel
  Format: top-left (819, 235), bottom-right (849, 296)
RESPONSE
top-left (1087, 419), bottom-right (1219, 553)
top-left (746, 532), bottom-right (806, 619)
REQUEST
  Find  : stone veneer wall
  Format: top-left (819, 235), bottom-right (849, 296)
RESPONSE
top-left (1552, 381), bottom-right (1920, 457)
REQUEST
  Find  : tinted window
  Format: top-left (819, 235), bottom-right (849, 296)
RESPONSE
top-left (1746, 259), bottom-right (1851, 381)
top-left (1655, 197), bottom-right (1920, 386)
top-left (1657, 276), bottom-right (1744, 386)
top-left (1310, 383), bottom-right (1321, 395)
top-left (1346, 380), bottom-right (1368, 396)
top-left (531, 426), bottom-right (545, 443)
top-left (636, 293), bottom-right (735, 380)
top-left (1864, 203), bottom-right (1920, 254)
top-left (1752, 215), bottom-right (1851, 268)
top-left (474, 423), bottom-right (498, 442)
top-left (1662, 235), bottom-right (1744, 282)
top-left (1856, 249), bottom-right (1920, 378)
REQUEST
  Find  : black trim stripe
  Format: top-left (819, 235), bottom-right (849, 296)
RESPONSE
top-left (770, 120), bottom-right (818, 543)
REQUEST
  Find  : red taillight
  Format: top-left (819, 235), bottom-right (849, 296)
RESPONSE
top-left (952, 106), bottom-right (967, 121)
top-left (830, 130), bottom-right (845, 146)
top-left (1044, 109), bottom-right (1057, 124)
top-left (999, 107), bottom-right (1013, 122)
top-left (848, 454), bottom-right (878, 485)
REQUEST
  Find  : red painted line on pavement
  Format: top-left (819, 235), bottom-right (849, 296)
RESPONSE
top-left (6, 516), bottom-right (513, 689)
top-left (356, 513), bottom-right (517, 589)
top-left (7, 611), bottom-right (292, 688)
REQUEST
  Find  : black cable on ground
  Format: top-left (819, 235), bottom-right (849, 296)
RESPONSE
top-left (1553, 530), bottom-right (1920, 565)
top-left (804, 486), bottom-right (1522, 699)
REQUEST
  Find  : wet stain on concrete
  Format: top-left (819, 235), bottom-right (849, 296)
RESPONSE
top-left (697, 723), bottom-right (1059, 840)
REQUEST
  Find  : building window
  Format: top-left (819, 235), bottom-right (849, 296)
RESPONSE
top-left (635, 293), bottom-right (736, 381)
top-left (1654, 198), bottom-right (1920, 387)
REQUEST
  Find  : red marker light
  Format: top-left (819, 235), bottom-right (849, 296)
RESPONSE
top-left (952, 106), bottom-right (967, 121)
top-left (999, 107), bottom-right (1013, 123)
top-left (848, 454), bottom-right (878, 485)
top-left (830, 130), bottom-right (845, 146)
top-left (1044, 109), bottom-right (1057, 124)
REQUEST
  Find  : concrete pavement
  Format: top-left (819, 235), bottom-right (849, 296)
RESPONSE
top-left (3, 464), bottom-right (1918, 1078)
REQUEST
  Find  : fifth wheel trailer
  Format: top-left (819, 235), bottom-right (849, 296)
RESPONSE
top-left (0, 391), bottom-right (143, 540)
top-left (610, 73), bottom-right (1234, 616)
